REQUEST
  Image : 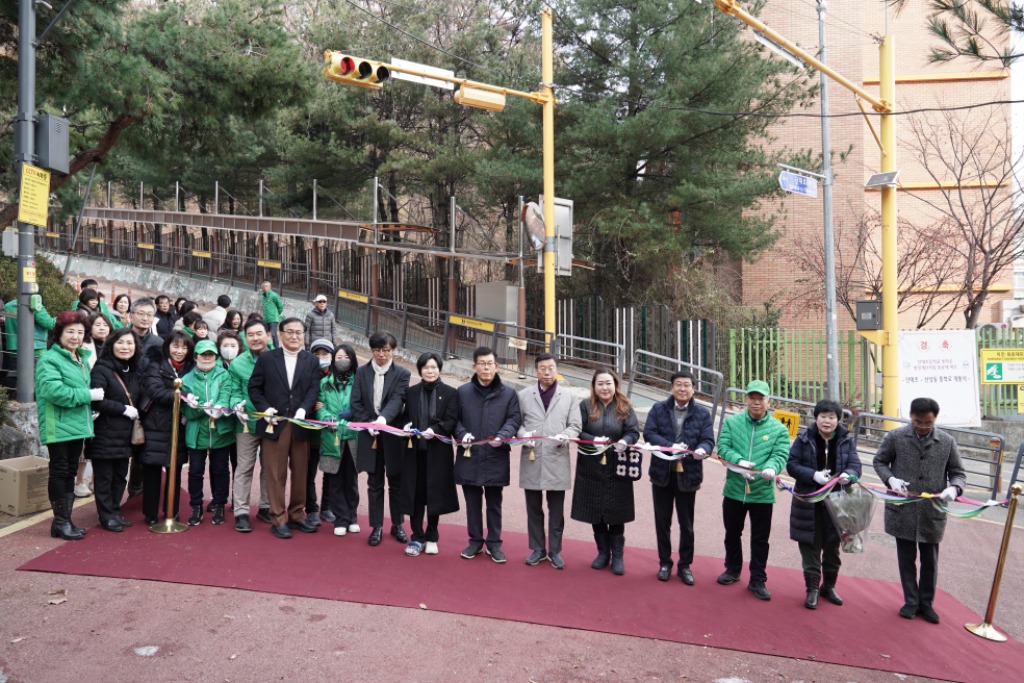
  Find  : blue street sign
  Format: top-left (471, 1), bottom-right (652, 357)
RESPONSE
top-left (779, 170), bottom-right (818, 198)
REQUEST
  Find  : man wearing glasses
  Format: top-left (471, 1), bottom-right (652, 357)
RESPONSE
top-left (129, 298), bottom-right (164, 372)
top-left (351, 331), bottom-right (411, 546)
top-left (455, 346), bottom-right (522, 563)
top-left (248, 317), bottom-right (322, 539)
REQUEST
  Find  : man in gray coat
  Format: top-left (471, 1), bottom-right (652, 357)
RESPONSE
top-left (517, 353), bottom-right (582, 569)
top-left (873, 397), bottom-right (966, 624)
top-left (304, 295), bottom-right (336, 349)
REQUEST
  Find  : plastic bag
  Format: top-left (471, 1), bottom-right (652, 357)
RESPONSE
top-left (824, 483), bottom-right (876, 554)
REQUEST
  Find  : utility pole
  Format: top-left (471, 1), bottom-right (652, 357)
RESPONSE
top-left (14, 0), bottom-right (37, 402)
top-left (818, 0), bottom-right (840, 403)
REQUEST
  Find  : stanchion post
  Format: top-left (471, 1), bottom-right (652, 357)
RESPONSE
top-left (150, 378), bottom-right (188, 534)
top-left (965, 483), bottom-right (1022, 641)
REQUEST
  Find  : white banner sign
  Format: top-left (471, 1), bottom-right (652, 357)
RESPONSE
top-left (897, 330), bottom-right (980, 426)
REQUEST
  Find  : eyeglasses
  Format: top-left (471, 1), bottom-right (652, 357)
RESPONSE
top-left (475, 361), bottom-right (496, 367)
top-left (282, 329), bottom-right (304, 337)
top-left (372, 348), bottom-right (394, 354)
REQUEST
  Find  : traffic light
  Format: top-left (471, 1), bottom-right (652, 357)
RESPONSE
top-left (323, 51), bottom-right (390, 90)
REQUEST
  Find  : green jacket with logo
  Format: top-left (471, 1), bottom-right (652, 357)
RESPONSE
top-left (181, 364), bottom-right (236, 450)
top-left (224, 350), bottom-right (262, 434)
top-left (316, 372), bottom-right (357, 458)
top-left (717, 409), bottom-right (791, 504)
top-left (261, 289), bottom-right (284, 324)
top-left (35, 344), bottom-right (94, 444)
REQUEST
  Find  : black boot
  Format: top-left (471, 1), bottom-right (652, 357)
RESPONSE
top-left (211, 504), bottom-right (226, 525)
top-left (591, 532), bottom-right (611, 570)
top-left (610, 534), bottom-right (626, 576)
top-left (821, 572), bottom-right (843, 605)
top-left (50, 499), bottom-right (84, 540)
top-left (65, 493), bottom-right (87, 536)
top-left (188, 504), bottom-right (203, 526)
top-left (804, 571), bottom-right (819, 609)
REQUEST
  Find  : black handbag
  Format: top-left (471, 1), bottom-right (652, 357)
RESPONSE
top-left (614, 447), bottom-right (643, 481)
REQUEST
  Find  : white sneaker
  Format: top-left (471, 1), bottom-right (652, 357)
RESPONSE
top-left (348, 523), bottom-right (361, 533)
top-left (333, 526), bottom-right (347, 537)
top-left (425, 541), bottom-right (439, 555)
top-left (74, 483), bottom-right (92, 498)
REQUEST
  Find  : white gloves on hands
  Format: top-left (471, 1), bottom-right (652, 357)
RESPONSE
top-left (613, 440), bottom-right (628, 454)
top-left (181, 393), bottom-right (198, 408)
top-left (204, 406), bottom-right (224, 419)
top-left (122, 405), bottom-right (139, 420)
top-left (593, 436), bottom-right (610, 444)
top-left (552, 433), bottom-right (569, 445)
top-left (838, 473), bottom-right (851, 485)
top-left (369, 415), bottom-right (386, 437)
top-left (760, 468), bottom-right (777, 480)
top-left (461, 433), bottom-right (475, 447)
top-left (403, 422), bottom-right (413, 432)
top-left (521, 431), bottom-right (535, 449)
top-left (888, 477), bottom-right (909, 495)
top-left (673, 442), bottom-right (688, 453)
top-left (294, 408), bottom-right (306, 422)
top-left (489, 437), bottom-right (503, 447)
top-left (737, 460), bottom-right (756, 481)
top-left (234, 402), bottom-right (248, 424)
top-left (89, 388), bottom-right (105, 402)
top-left (939, 486), bottom-right (958, 503)
top-left (422, 428), bottom-right (435, 440)
top-left (813, 470), bottom-right (831, 485)
top-left (693, 447), bottom-right (709, 460)
top-left (263, 407), bottom-right (279, 425)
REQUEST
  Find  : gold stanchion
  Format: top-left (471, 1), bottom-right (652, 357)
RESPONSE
top-left (151, 378), bottom-right (188, 534)
top-left (965, 483), bottom-right (1022, 641)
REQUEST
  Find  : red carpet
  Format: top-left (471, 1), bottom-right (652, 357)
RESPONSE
top-left (18, 499), bottom-right (1023, 683)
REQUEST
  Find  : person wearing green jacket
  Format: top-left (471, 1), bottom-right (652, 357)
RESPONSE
top-left (225, 318), bottom-right (272, 532)
top-left (35, 310), bottom-right (103, 541)
top-left (261, 280), bottom-right (284, 348)
top-left (715, 379), bottom-right (791, 601)
top-left (181, 339), bottom-right (236, 527)
top-left (4, 295), bottom-right (56, 369)
top-left (316, 344), bottom-right (361, 537)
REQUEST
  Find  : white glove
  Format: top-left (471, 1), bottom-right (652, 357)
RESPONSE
top-left (741, 470), bottom-right (757, 481)
top-left (489, 437), bottom-right (503, 447)
top-left (938, 486), bottom-right (958, 503)
top-left (461, 433), bottom-right (475, 447)
top-left (593, 436), bottom-right (610, 444)
top-left (403, 422), bottom-right (413, 432)
top-left (369, 415), bottom-right (386, 437)
top-left (888, 477), bottom-right (909, 495)
top-left (263, 406), bottom-right (279, 425)
top-left (813, 470), bottom-right (831, 485)
top-left (760, 468), bottom-right (776, 480)
top-left (838, 473), bottom-right (851, 485)
top-left (422, 428), bottom-right (435, 440)
top-left (738, 459), bottom-right (755, 469)
top-left (91, 411), bottom-right (99, 421)
top-left (122, 405), bottom-right (139, 420)
top-left (673, 442), bottom-right (687, 453)
top-left (204, 406), bottom-right (224, 419)
top-left (181, 393), bottom-right (199, 408)
top-left (89, 388), bottom-right (105, 402)
top-left (521, 430), bottom-right (535, 448)
top-left (234, 403), bottom-right (248, 424)
top-left (294, 408), bottom-right (306, 422)
top-left (552, 433), bottom-right (569, 445)
top-left (693, 448), bottom-right (709, 460)
top-left (613, 440), bottom-right (628, 453)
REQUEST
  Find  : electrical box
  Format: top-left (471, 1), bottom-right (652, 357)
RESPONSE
top-left (2, 228), bottom-right (17, 257)
top-left (856, 300), bottom-right (882, 331)
top-left (35, 114), bottom-right (70, 175)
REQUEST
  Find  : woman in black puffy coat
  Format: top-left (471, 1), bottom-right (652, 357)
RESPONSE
top-left (86, 327), bottom-right (142, 532)
top-left (786, 399), bottom-right (862, 610)
top-left (139, 330), bottom-right (194, 525)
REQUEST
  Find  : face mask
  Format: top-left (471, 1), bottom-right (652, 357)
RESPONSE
top-left (318, 358), bottom-right (331, 370)
top-left (220, 347), bottom-right (239, 362)
top-left (334, 358), bottom-right (351, 372)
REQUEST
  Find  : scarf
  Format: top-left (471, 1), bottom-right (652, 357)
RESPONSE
top-left (372, 359), bottom-right (392, 414)
top-left (170, 358), bottom-right (185, 373)
top-left (416, 379), bottom-right (440, 449)
top-left (539, 380), bottom-right (557, 411)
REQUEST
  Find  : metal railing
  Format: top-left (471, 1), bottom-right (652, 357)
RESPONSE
top-left (626, 349), bottom-right (724, 425)
top-left (557, 333), bottom-right (626, 377)
top-left (852, 412), bottom-right (1005, 500)
top-left (714, 387), bottom-right (855, 438)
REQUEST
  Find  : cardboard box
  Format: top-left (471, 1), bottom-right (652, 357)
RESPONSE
top-left (0, 455), bottom-right (50, 516)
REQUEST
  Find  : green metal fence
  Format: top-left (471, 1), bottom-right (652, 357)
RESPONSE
top-left (978, 328), bottom-right (1024, 420)
top-left (721, 328), bottom-right (881, 409)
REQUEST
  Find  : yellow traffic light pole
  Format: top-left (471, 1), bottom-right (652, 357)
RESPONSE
top-left (323, 8), bottom-right (558, 346)
top-left (713, 0), bottom-right (898, 417)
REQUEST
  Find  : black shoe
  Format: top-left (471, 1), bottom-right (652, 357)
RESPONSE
top-left (287, 518), bottom-right (318, 534)
top-left (115, 514), bottom-right (133, 528)
top-left (256, 508), bottom-right (272, 524)
top-left (306, 511), bottom-right (321, 527)
top-left (485, 546), bottom-right (507, 564)
top-left (271, 524), bottom-right (292, 539)
top-left (461, 543), bottom-right (484, 559)
top-left (820, 585), bottom-right (843, 606)
top-left (368, 527), bottom-right (383, 546)
top-left (234, 514), bottom-right (251, 532)
top-left (206, 501), bottom-right (216, 513)
top-left (678, 567), bottom-right (695, 586)
top-left (321, 509), bottom-right (337, 524)
top-left (805, 589), bottom-right (819, 610)
top-left (657, 565), bottom-right (671, 582)
top-left (899, 604), bottom-right (918, 619)
top-left (526, 550), bottom-right (548, 566)
top-left (187, 504), bottom-right (203, 526)
top-left (549, 552), bottom-right (565, 570)
top-left (390, 524), bottom-right (408, 543)
top-left (717, 570), bottom-right (740, 585)
top-left (145, 517), bottom-right (158, 526)
top-left (918, 605), bottom-right (940, 624)
top-left (211, 504), bottom-right (226, 526)
top-left (102, 519), bottom-right (125, 532)
top-left (128, 485), bottom-right (143, 498)
top-left (747, 581), bottom-right (771, 601)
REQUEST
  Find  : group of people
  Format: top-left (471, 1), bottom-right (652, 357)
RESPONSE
top-left (30, 276), bottom-right (968, 622)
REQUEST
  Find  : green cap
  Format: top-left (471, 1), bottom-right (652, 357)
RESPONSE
top-left (745, 379), bottom-right (771, 396)
top-left (195, 339), bottom-right (219, 356)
